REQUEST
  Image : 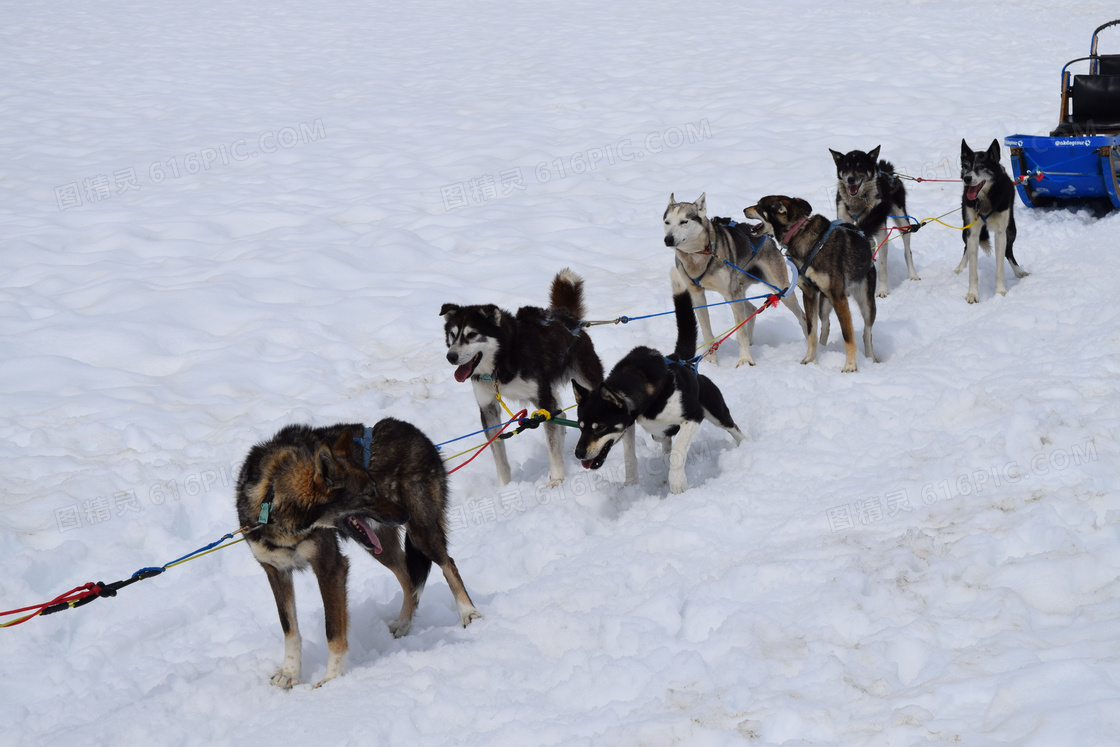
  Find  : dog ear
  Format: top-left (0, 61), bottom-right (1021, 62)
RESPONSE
top-left (791, 197), bottom-right (813, 217)
top-left (829, 148), bottom-right (844, 166)
top-left (479, 304), bottom-right (502, 326)
top-left (961, 139), bottom-right (973, 160)
top-left (600, 385), bottom-right (631, 413)
top-left (315, 443), bottom-right (339, 491)
top-left (668, 193), bottom-right (676, 206)
top-left (439, 303), bottom-right (459, 318)
top-left (572, 379), bottom-right (588, 404)
top-left (986, 139), bottom-right (1001, 162)
top-left (695, 193), bottom-right (706, 215)
top-left (333, 428), bottom-right (354, 457)
top-left (868, 145), bottom-right (881, 162)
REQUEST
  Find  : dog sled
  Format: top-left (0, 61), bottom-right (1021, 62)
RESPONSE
top-left (1006, 19), bottom-right (1120, 210)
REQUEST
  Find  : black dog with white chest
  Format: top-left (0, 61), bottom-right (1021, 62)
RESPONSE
top-left (572, 270), bottom-right (744, 495)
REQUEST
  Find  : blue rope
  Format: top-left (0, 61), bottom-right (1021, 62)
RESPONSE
top-left (132, 531), bottom-right (239, 578)
top-left (434, 412), bottom-right (532, 450)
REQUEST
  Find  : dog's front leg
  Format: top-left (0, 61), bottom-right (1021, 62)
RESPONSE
top-left (544, 420), bottom-right (565, 487)
top-left (477, 396), bottom-right (511, 485)
top-left (689, 287), bottom-right (717, 362)
top-left (310, 538), bottom-right (350, 688)
top-left (264, 564), bottom-right (302, 689)
top-left (729, 292), bottom-right (757, 367)
top-left (801, 287), bottom-right (820, 365)
top-left (668, 421), bottom-right (700, 494)
top-left (623, 426), bottom-right (638, 485)
top-left (963, 224), bottom-right (981, 304)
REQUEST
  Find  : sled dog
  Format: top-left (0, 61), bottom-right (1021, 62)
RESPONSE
top-left (829, 146), bottom-right (919, 297)
top-left (572, 270), bottom-right (744, 495)
top-left (663, 193), bottom-right (807, 366)
top-left (744, 196), bottom-right (877, 372)
top-left (441, 269), bottom-right (603, 486)
top-left (236, 419), bottom-right (480, 689)
top-left (956, 139), bottom-right (1029, 303)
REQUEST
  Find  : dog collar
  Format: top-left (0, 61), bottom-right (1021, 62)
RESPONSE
top-left (781, 216), bottom-right (809, 246)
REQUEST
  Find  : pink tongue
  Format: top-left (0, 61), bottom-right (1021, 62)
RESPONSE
top-left (581, 459), bottom-right (593, 469)
top-left (353, 517), bottom-right (382, 554)
top-left (848, 184), bottom-right (859, 195)
top-left (454, 363), bottom-right (473, 382)
top-left (966, 183), bottom-right (984, 200)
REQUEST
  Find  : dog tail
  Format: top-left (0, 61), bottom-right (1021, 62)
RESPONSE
top-left (671, 290), bottom-right (697, 361)
top-left (549, 268), bottom-right (587, 321)
top-left (879, 159), bottom-right (895, 175)
top-left (404, 534), bottom-right (433, 598)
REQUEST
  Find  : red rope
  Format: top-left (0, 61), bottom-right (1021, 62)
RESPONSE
top-left (1, 583), bottom-right (102, 627)
top-left (704, 294), bottom-right (780, 357)
top-left (446, 409), bottom-right (528, 474)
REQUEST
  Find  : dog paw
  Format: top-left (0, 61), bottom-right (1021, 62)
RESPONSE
top-left (459, 605), bottom-right (482, 627)
top-left (1014, 268), bottom-right (1030, 278)
top-left (997, 287), bottom-right (1007, 296)
top-left (734, 356), bottom-right (755, 368)
top-left (546, 477), bottom-right (563, 488)
top-left (270, 669), bottom-right (300, 689)
top-left (388, 619), bottom-right (412, 638)
top-left (668, 470), bottom-right (689, 494)
top-left (876, 289), bottom-right (889, 299)
top-left (909, 272), bottom-right (921, 281)
top-left (965, 292), bottom-right (979, 304)
top-left (841, 362), bottom-right (858, 373)
top-left (800, 355), bottom-right (816, 365)
top-left (313, 672), bottom-right (342, 689)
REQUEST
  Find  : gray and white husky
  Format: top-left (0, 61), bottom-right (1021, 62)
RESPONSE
top-left (664, 193), bottom-right (807, 367)
top-left (956, 139), bottom-right (1029, 303)
top-left (441, 269), bottom-right (603, 486)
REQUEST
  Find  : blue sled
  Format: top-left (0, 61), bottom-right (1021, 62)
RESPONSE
top-left (1007, 20), bottom-right (1120, 210)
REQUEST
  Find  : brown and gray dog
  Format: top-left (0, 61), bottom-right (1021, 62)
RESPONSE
top-left (743, 196), bottom-right (877, 372)
top-left (664, 193), bottom-right (807, 367)
top-left (236, 419), bottom-right (480, 689)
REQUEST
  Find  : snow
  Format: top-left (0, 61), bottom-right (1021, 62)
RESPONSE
top-left (3, 1), bottom-right (1120, 745)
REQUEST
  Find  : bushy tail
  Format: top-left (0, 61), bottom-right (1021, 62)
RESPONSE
top-left (878, 159), bottom-right (895, 175)
top-left (549, 268), bottom-right (587, 320)
top-left (672, 291), bottom-right (697, 360)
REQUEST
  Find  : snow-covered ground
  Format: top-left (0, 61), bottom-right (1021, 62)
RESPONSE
top-left (3, 1), bottom-right (1119, 744)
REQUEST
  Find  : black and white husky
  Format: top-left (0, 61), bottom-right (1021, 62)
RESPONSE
top-left (441, 269), bottom-right (603, 486)
top-left (571, 269), bottom-right (744, 495)
top-left (664, 193), bottom-right (807, 366)
top-left (830, 146), bottom-right (918, 298)
top-left (956, 139), bottom-right (1029, 303)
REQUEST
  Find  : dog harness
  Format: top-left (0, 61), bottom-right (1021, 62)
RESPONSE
top-left (795, 220), bottom-right (865, 278)
top-left (353, 426), bottom-right (374, 469)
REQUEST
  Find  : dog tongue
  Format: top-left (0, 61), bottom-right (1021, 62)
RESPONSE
top-left (847, 184), bottom-right (859, 196)
top-left (352, 516), bottom-right (382, 554)
top-left (966, 183), bottom-right (984, 201)
top-left (581, 459), bottom-right (593, 469)
top-left (453, 363), bottom-right (473, 382)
